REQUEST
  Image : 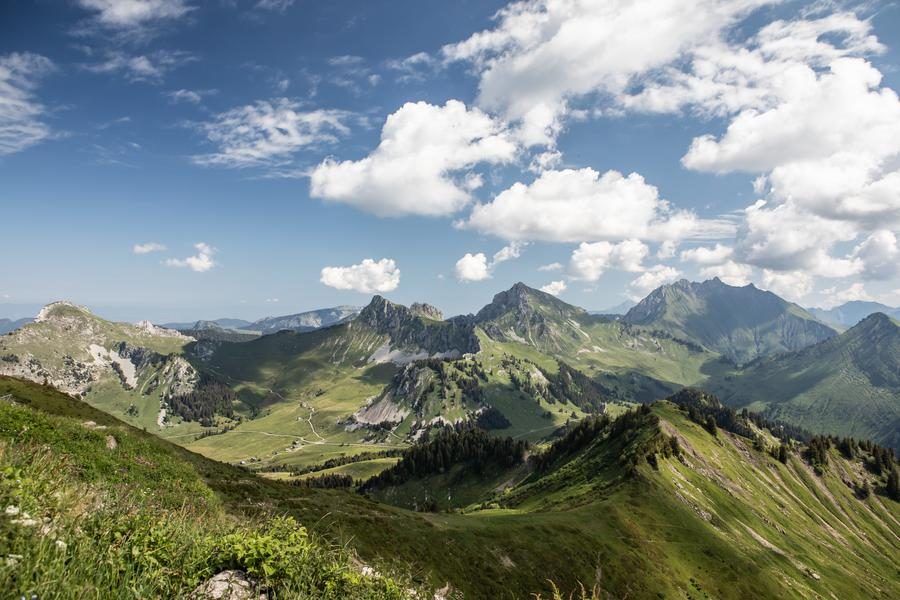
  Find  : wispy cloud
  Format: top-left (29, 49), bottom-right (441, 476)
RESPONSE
top-left (166, 88), bottom-right (217, 105)
top-left (190, 98), bottom-right (354, 169)
top-left (133, 242), bottom-right (166, 254)
top-left (83, 50), bottom-right (195, 83)
top-left (0, 52), bottom-right (56, 156)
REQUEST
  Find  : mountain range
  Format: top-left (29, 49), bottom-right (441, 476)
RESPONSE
top-left (3, 278), bottom-right (897, 454)
top-left (807, 300), bottom-right (900, 329)
top-left (162, 305), bottom-right (362, 336)
top-left (0, 317), bottom-right (31, 335)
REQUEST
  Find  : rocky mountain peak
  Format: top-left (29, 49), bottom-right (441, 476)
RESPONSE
top-left (409, 302), bottom-right (443, 321)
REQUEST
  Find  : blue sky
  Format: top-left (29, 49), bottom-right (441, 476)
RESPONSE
top-left (2, 0), bottom-right (900, 322)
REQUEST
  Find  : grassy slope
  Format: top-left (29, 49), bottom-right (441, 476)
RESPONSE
top-left (710, 314), bottom-right (900, 447)
top-left (2, 376), bottom-right (898, 599)
top-left (0, 376), bottom-right (413, 599)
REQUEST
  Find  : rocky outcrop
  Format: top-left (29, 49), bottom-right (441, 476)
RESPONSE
top-left (191, 571), bottom-right (267, 600)
top-left (358, 296), bottom-right (479, 357)
top-left (410, 302), bottom-right (444, 321)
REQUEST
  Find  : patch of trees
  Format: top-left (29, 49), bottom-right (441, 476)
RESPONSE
top-left (804, 436), bottom-right (831, 474)
top-left (359, 425), bottom-right (528, 492)
top-left (475, 406), bottom-right (511, 430)
top-left (532, 414), bottom-right (611, 472)
top-left (668, 388), bottom-right (812, 443)
top-left (801, 435), bottom-right (897, 488)
top-left (109, 361), bottom-right (134, 391)
top-left (411, 357), bottom-right (487, 405)
top-left (1, 354), bottom-right (19, 363)
top-left (540, 361), bottom-right (609, 413)
top-left (289, 473), bottom-right (354, 489)
top-left (167, 377), bottom-right (235, 427)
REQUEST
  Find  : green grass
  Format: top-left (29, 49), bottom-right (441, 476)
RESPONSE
top-left (1, 376), bottom-right (898, 599)
top-left (0, 377), bottom-right (417, 599)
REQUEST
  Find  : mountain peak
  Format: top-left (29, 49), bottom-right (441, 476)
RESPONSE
top-left (624, 278), bottom-right (836, 364)
top-left (34, 301), bottom-right (92, 323)
top-left (409, 302), bottom-right (443, 321)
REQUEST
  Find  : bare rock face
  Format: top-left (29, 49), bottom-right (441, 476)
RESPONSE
top-left (191, 571), bottom-right (267, 600)
top-left (409, 302), bottom-right (443, 321)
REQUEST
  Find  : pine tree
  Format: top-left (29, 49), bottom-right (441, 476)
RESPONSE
top-left (888, 467), bottom-right (900, 502)
top-left (778, 443), bottom-right (789, 464)
top-left (704, 415), bottom-right (717, 437)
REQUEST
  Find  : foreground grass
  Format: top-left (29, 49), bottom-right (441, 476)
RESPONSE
top-left (0, 379), bottom-right (415, 599)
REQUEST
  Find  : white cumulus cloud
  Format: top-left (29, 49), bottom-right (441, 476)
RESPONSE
top-left (464, 168), bottom-right (730, 243)
top-left (628, 265), bottom-right (682, 300)
top-left (442, 0), bottom-right (774, 145)
top-left (320, 258), bottom-right (400, 294)
top-left (310, 100), bottom-right (516, 217)
top-left (540, 280), bottom-right (567, 296)
top-left (455, 253), bottom-right (490, 282)
top-left (569, 239), bottom-right (648, 282)
top-left (165, 242), bottom-right (216, 272)
top-left (455, 242), bottom-right (527, 282)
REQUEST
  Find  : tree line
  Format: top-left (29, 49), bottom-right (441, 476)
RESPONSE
top-left (359, 424), bottom-right (528, 492)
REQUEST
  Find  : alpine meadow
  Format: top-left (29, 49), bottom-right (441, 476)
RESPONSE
top-left (2, 1), bottom-right (900, 599)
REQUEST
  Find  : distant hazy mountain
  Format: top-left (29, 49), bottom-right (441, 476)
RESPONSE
top-left (0, 318), bottom-right (32, 335)
top-left (161, 318), bottom-right (253, 331)
top-left (591, 300), bottom-right (636, 315)
top-left (807, 301), bottom-right (900, 328)
top-left (623, 278), bottom-right (837, 364)
top-left (251, 305), bottom-right (361, 334)
top-left (712, 313), bottom-right (900, 448)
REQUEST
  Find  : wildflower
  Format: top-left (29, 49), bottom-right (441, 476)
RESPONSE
top-left (12, 515), bottom-right (38, 527)
top-left (4, 505), bottom-right (20, 516)
top-left (5, 554), bottom-right (22, 567)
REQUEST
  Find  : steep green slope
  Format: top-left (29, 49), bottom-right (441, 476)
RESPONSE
top-left (354, 400), bottom-right (900, 599)
top-left (623, 278), bottom-right (837, 364)
top-left (0, 376), bottom-right (415, 599)
top-left (711, 313), bottom-right (900, 448)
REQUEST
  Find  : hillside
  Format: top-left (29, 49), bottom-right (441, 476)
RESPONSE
top-left (0, 302), bottom-right (218, 435)
top-left (623, 278), bottom-right (837, 364)
top-left (5, 375), bottom-right (898, 599)
top-left (0, 376), bottom-right (417, 599)
top-left (711, 313), bottom-right (900, 448)
top-left (356, 393), bottom-right (900, 598)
